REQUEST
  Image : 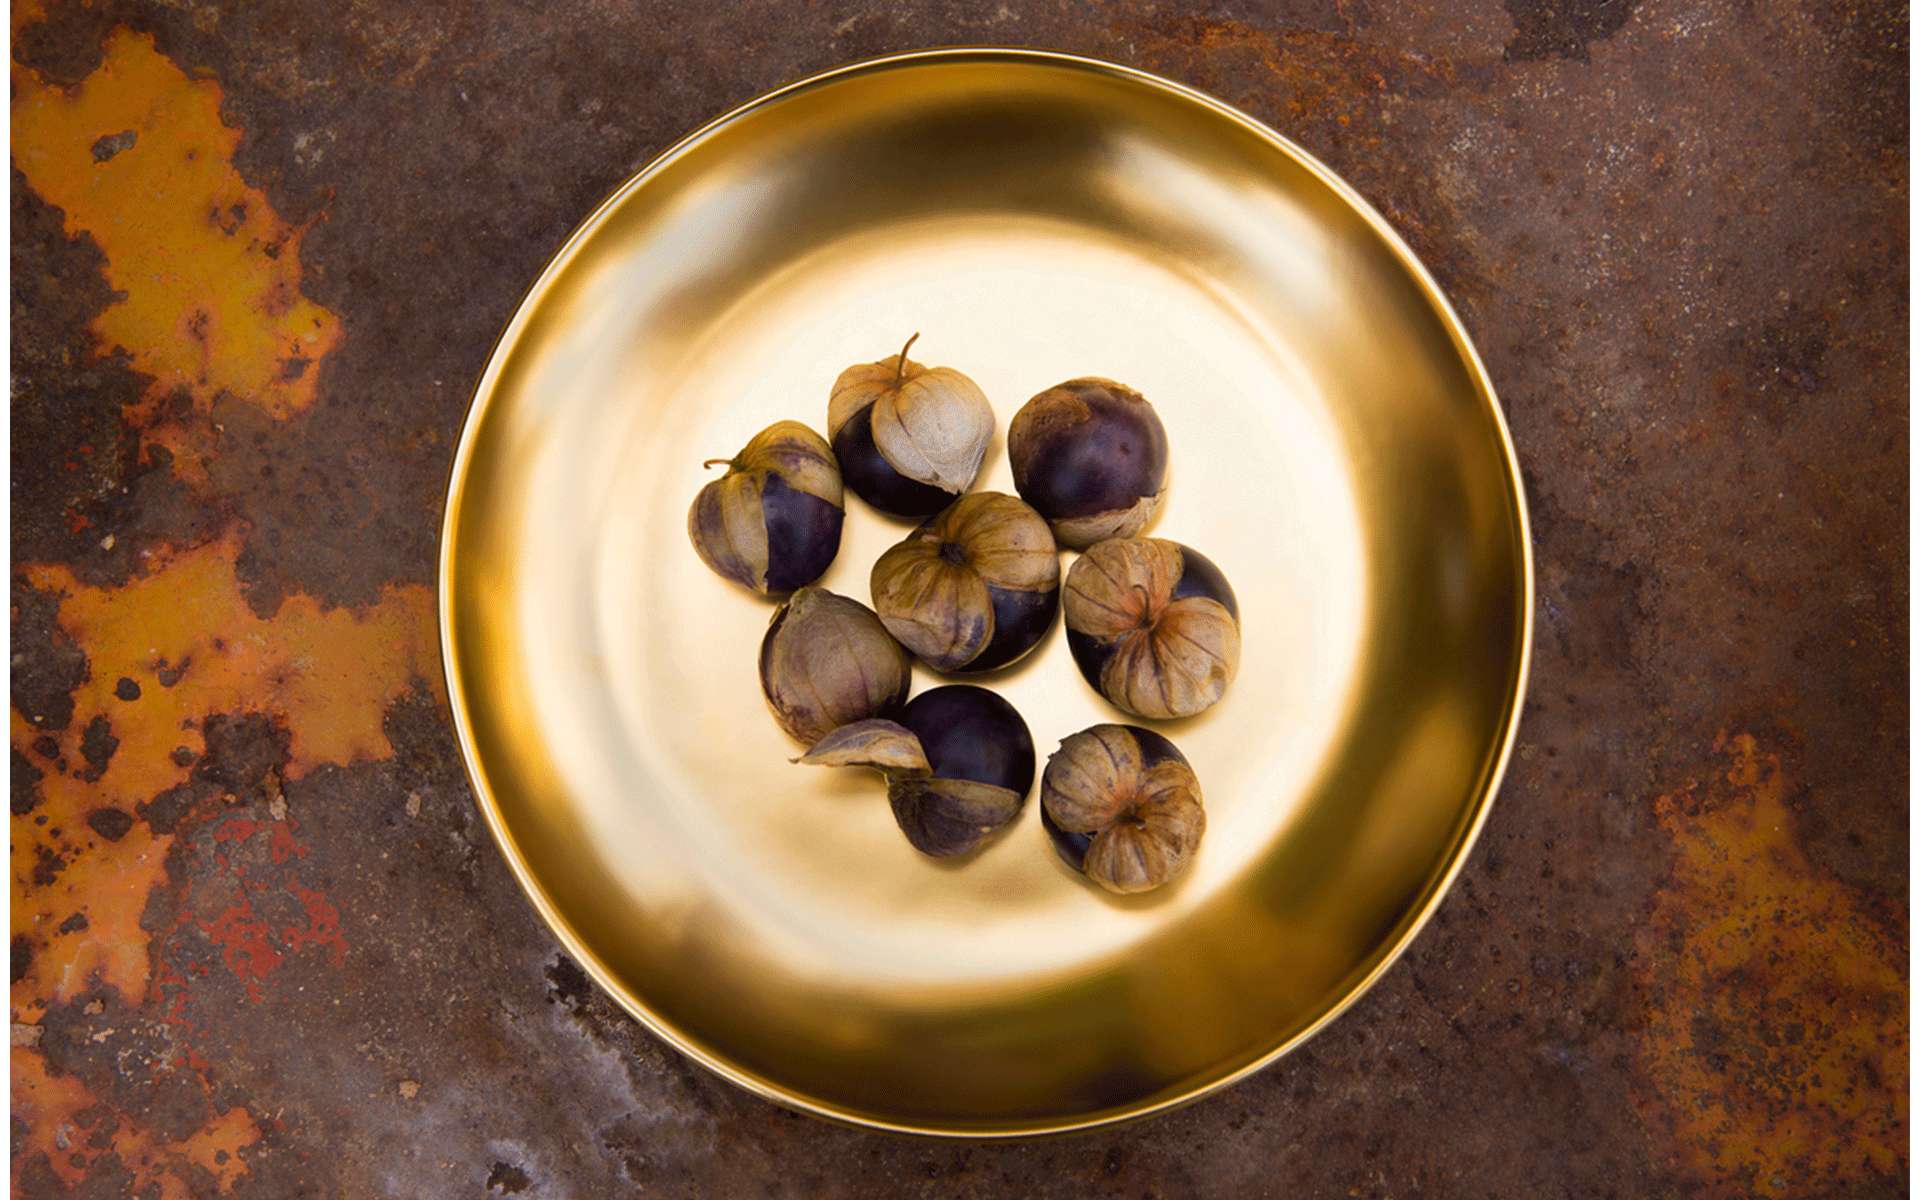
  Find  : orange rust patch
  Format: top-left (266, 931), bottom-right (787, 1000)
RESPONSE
top-left (1632, 733), bottom-right (1907, 1194)
top-left (6, 705), bottom-right (169, 1018)
top-left (10, 531), bottom-right (436, 1018)
top-left (11, 28), bottom-right (343, 423)
top-left (12, 1048), bottom-right (262, 1196)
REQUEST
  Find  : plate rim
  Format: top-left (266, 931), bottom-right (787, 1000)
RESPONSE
top-left (437, 45), bottom-right (1535, 1138)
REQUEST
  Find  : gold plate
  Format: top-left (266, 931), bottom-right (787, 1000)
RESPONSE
top-left (440, 49), bottom-right (1531, 1136)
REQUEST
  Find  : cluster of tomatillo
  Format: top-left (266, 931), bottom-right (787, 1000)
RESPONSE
top-left (690, 337), bottom-right (1239, 894)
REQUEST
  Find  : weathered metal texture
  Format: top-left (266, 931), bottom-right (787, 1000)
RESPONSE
top-left (9, 0), bottom-right (1905, 1195)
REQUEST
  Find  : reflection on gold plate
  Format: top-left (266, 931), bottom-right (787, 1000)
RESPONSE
top-left (440, 49), bottom-right (1531, 1136)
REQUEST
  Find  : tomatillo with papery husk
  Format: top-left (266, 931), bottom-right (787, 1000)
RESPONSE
top-left (798, 685), bottom-right (1034, 857)
top-left (1008, 377), bottom-right (1168, 549)
top-left (758, 587), bottom-right (912, 745)
top-left (870, 492), bottom-right (1060, 673)
top-left (828, 335), bottom-right (995, 518)
top-left (688, 420), bottom-right (844, 595)
top-left (1039, 724), bottom-right (1205, 894)
top-left (1063, 537), bottom-right (1240, 719)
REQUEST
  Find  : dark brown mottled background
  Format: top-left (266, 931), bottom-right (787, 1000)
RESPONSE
top-left (10, 1), bottom-right (1907, 1196)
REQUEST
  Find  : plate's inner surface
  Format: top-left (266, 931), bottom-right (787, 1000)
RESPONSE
top-left (446, 57), bottom-right (1526, 1132)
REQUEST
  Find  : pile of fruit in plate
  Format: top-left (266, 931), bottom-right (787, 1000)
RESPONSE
top-left (689, 337), bottom-right (1240, 895)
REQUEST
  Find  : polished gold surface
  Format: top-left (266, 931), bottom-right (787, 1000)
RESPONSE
top-left (440, 49), bottom-right (1531, 1136)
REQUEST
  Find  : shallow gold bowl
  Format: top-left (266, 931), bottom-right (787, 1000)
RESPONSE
top-left (440, 49), bottom-right (1530, 1136)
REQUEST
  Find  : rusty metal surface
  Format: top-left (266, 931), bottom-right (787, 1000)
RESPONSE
top-left (8, 0), bottom-right (1905, 1195)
